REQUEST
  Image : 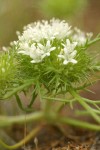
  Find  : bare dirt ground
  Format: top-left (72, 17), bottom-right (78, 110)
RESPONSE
top-left (9, 124), bottom-right (99, 150)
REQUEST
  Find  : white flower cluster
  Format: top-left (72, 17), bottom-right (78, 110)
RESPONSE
top-left (72, 27), bottom-right (93, 46)
top-left (18, 40), bottom-right (56, 63)
top-left (14, 19), bottom-right (92, 64)
top-left (18, 19), bottom-right (71, 42)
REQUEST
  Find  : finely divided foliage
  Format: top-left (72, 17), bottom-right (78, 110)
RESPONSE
top-left (0, 19), bottom-right (97, 96)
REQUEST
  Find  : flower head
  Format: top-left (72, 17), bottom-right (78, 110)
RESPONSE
top-left (15, 19), bottom-right (73, 64)
top-left (12, 19), bottom-right (93, 67)
top-left (1, 18), bottom-right (98, 99)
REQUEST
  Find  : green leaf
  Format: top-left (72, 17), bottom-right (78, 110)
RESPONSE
top-left (3, 80), bottom-right (35, 99)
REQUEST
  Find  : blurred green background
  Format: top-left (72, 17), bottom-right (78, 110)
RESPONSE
top-left (0, 0), bottom-right (100, 48)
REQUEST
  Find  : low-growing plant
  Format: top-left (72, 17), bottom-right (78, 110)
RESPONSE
top-left (0, 19), bottom-right (100, 149)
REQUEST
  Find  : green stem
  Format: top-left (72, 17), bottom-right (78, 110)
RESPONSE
top-left (0, 112), bottom-right (44, 127)
top-left (76, 109), bottom-right (100, 115)
top-left (44, 99), bottom-right (52, 113)
top-left (43, 96), bottom-right (54, 121)
top-left (28, 85), bottom-right (37, 108)
top-left (15, 94), bottom-right (33, 112)
top-left (43, 96), bottom-right (76, 112)
top-left (0, 126), bottom-right (42, 149)
top-left (43, 97), bottom-right (100, 104)
top-left (82, 97), bottom-right (100, 104)
top-left (87, 37), bottom-right (100, 47)
top-left (93, 103), bottom-right (100, 110)
top-left (57, 116), bottom-right (100, 131)
top-left (70, 90), bottom-right (100, 124)
top-left (3, 79), bottom-right (34, 99)
top-left (43, 96), bottom-right (75, 102)
top-left (56, 99), bottom-right (75, 112)
top-left (0, 111), bottom-right (100, 132)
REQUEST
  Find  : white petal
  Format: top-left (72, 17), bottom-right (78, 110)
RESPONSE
top-left (70, 50), bottom-right (77, 57)
top-left (63, 60), bottom-right (68, 65)
top-left (31, 60), bottom-right (36, 63)
top-left (46, 40), bottom-right (51, 47)
top-left (18, 50), bottom-right (29, 55)
top-left (50, 47), bottom-right (56, 51)
top-left (37, 43), bottom-right (44, 49)
top-left (46, 52), bottom-right (50, 56)
top-left (31, 44), bottom-right (36, 49)
top-left (70, 59), bottom-right (77, 64)
top-left (64, 47), bottom-right (68, 53)
top-left (73, 42), bottom-right (77, 47)
top-left (58, 55), bottom-right (65, 59)
top-left (66, 39), bottom-right (70, 46)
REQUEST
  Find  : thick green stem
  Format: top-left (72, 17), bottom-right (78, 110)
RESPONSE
top-left (44, 98), bottom-right (52, 113)
top-left (0, 110), bottom-right (100, 132)
top-left (0, 112), bottom-right (44, 127)
top-left (57, 116), bottom-right (100, 131)
top-left (0, 125), bottom-right (42, 149)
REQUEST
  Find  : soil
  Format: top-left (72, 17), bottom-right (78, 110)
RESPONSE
top-left (9, 124), bottom-right (100, 150)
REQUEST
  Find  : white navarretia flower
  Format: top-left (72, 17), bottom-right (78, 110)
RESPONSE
top-left (49, 19), bottom-right (71, 39)
top-left (37, 40), bottom-right (56, 59)
top-left (18, 42), bottom-right (44, 63)
top-left (18, 40), bottom-right (56, 63)
top-left (86, 32), bottom-right (93, 40)
top-left (30, 46), bottom-right (44, 63)
top-left (58, 39), bottom-right (77, 65)
top-left (14, 19), bottom-right (93, 65)
top-left (72, 28), bottom-right (93, 46)
top-left (18, 43), bottom-right (31, 55)
top-left (17, 19), bottom-right (71, 43)
top-left (72, 28), bottom-right (86, 46)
